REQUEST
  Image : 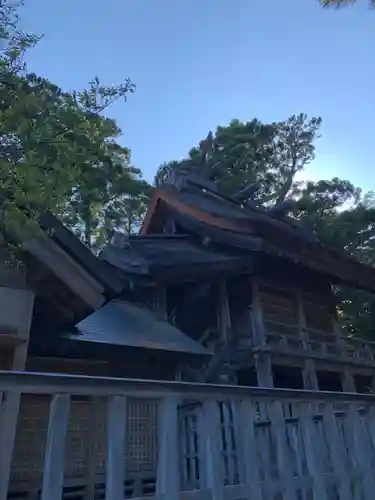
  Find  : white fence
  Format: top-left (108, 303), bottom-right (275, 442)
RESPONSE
top-left (1, 371), bottom-right (375, 500)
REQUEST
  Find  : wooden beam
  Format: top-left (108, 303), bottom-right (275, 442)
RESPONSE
top-left (3, 370), bottom-right (375, 402)
top-left (25, 238), bottom-right (105, 309)
top-left (151, 282), bottom-right (167, 321)
top-left (40, 212), bottom-right (123, 294)
top-left (251, 280), bottom-right (273, 387)
top-left (298, 295), bottom-right (319, 390)
top-left (216, 278), bottom-right (231, 345)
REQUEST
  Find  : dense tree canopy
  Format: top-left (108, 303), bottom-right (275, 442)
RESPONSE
top-left (156, 114), bottom-right (322, 205)
top-left (0, 0), bottom-right (149, 247)
top-left (61, 136), bottom-right (150, 249)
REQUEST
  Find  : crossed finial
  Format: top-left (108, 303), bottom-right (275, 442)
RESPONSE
top-left (198, 131), bottom-right (214, 166)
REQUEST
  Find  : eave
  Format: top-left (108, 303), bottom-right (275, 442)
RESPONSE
top-left (141, 186), bottom-right (375, 293)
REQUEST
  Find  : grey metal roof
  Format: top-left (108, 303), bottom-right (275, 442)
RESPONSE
top-left (64, 300), bottom-right (211, 357)
top-left (100, 236), bottom-right (242, 275)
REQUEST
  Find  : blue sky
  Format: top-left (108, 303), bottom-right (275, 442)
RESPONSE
top-left (20, 0), bottom-right (374, 188)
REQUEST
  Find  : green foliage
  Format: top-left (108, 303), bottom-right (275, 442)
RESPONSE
top-left (61, 137), bottom-right (150, 249)
top-left (1, 0), bottom-right (145, 245)
top-left (155, 114), bottom-right (322, 204)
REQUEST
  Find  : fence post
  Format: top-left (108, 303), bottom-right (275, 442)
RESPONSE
top-left (105, 395), bottom-right (127, 500)
top-left (198, 398), bottom-right (225, 500)
top-left (347, 404), bottom-right (375, 500)
top-left (322, 406), bottom-right (352, 500)
top-left (41, 394), bottom-right (71, 500)
top-left (235, 399), bottom-right (263, 499)
top-left (268, 401), bottom-right (298, 500)
top-left (156, 395), bottom-right (180, 500)
top-left (298, 403), bottom-right (329, 500)
top-left (0, 392), bottom-right (21, 500)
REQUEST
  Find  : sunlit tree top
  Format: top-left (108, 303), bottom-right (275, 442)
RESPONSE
top-left (320, 0), bottom-right (375, 7)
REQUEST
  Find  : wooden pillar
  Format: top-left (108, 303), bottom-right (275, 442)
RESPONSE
top-left (329, 294), bottom-right (348, 358)
top-left (297, 296), bottom-right (319, 390)
top-left (302, 360), bottom-right (319, 391)
top-left (254, 353), bottom-right (273, 387)
top-left (0, 267), bottom-right (35, 500)
top-left (342, 369), bottom-right (356, 393)
top-left (251, 280), bottom-right (273, 387)
top-left (204, 278), bottom-right (233, 383)
top-left (216, 278), bottom-right (231, 346)
top-left (251, 281), bottom-right (266, 347)
top-left (12, 289), bottom-right (35, 370)
top-left (331, 309), bottom-right (355, 392)
top-left (151, 282), bottom-right (167, 321)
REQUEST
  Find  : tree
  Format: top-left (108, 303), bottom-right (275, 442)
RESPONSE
top-left (301, 186), bottom-right (375, 339)
top-left (61, 135), bottom-right (150, 249)
top-left (0, 0), bottom-right (138, 243)
top-left (155, 114), bottom-right (322, 205)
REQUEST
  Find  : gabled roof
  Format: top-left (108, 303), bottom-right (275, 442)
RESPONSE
top-left (142, 183), bottom-right (316, 243)
top-left (64, 300), bottom-right (211, 358)
top-left (39, 212), bottom-right (123, 295)
top-left (5, 212), bottom-right (126, 333)
top-left (140, 178), bottom-right (375, 292)
top-left (100, 234), bottom-right (253, 280)
top-left (6, 211), bottom-right (123, 311)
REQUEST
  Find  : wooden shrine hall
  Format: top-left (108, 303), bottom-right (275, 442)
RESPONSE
top-left (101, 168), bottom-right (375, 393)
top-left (2, 169), bottom-right (375, 499)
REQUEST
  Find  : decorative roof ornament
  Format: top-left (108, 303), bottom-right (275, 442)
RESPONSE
top-left (232, 183), bottom-right (261, 203)
top-left (111, 231), bottom-right (130, 249)
top-left (266, 198), bottom-right (297, 217)
top-left (198, 130), bottom-right (214, 168)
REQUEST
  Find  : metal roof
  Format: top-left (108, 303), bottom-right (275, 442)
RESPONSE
top-left (64, 300), bottom-right (211, 357)
top-left (100, 235), bottom-right (243, 275)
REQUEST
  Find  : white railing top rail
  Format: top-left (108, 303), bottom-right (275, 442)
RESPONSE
top-left (0, 370), bottom-right (374, 403)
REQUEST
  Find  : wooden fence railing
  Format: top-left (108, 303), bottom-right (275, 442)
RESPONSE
top-left (1, 371), bottom-right (375, 500)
